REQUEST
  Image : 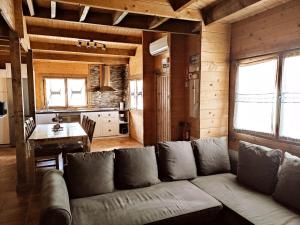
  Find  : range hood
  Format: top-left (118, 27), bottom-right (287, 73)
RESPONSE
top-left (91, 65), bottom-right (115, 92)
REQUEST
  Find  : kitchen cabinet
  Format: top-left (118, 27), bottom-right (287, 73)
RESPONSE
top-left (81, 111), bottom-right (119, 137)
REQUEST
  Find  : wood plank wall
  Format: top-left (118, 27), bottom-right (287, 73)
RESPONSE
top-left (128, 45), bottom-right (144, 144)
top-left (33, 61), bottom-right (89, 109)
top-left (229, 0), bottom-right (300, 154)
top-left (200, 23), bottom-right (231, 138)
top-left (142, 31), bottom-right (156, 146)
top-left (170, 34), bottom-right (188, 140)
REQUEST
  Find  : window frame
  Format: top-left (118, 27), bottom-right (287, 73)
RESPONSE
top-left (43, 76), bottom-right (88, 109)
top-left (231, 49), bottom-right (300, 145)
top-left (129, 79), bottom-right (143, 110)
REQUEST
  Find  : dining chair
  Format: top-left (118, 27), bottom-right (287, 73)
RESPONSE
top-left (81, 115), bottom-right (88, 131)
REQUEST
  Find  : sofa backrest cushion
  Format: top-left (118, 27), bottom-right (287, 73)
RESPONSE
top-left (66, 151), bottom-right (114, 198)
top-left (115, 146), bottom-right (160, 189)
top-left (192, 137), bottom-right (231, 175)
top-left (158, 141), bottom-right (197, 180)
top-left (273, 152), bottom-right (300, 211)
top-left (237, 141), bottom-right (281, 194)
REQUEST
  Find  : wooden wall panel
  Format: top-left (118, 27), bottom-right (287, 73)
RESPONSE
top-left (170, 34), bottom-right (187, 140)
top-left (142, 31), bottom-right (156, 146)
top-left (200, 22), bottom-right (231, 138)
top-left (128, 45), bottom-right (144, 144)
top-left (230, 0), bottom-right (300, 152)
top-left (33, 61), bottom-right (89, 109)
top-left (231, 0), bottom-right (300, 60)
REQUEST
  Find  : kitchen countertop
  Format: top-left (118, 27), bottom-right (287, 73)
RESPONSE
top-left (36, 108), bottom-right (128, 114)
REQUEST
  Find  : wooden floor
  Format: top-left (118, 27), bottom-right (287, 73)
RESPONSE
top-left (0, 137), bottom-right (142, 225)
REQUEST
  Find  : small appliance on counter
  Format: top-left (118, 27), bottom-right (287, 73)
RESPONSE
top-left (119, 101), bottom-right (125, 110)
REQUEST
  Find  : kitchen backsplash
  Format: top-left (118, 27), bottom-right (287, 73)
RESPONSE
top-left (89, 65), bottom-right (128, 108)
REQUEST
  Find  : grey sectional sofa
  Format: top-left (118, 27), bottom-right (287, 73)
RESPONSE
top-left (40, 139), bottom-right (300, 225)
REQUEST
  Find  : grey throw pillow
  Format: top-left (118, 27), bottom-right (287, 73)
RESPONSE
top-left (158, 141), bottom-right (197, 180)
top-left (115, 146), bottom-right (160, 189)
top-left (66, 151), bottom-right (114, 198)
top-left (237, 141), bottom-right (281, 194)
top-left (273, 152), bottom-right (300, 211)
top-left (193, 137), bottom-right (231, 175)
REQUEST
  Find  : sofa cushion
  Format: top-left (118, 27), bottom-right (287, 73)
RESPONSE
top-left (273, 152), bottom-right (300, 211)
top-left (66, 151), bottom-right (114, 198)
top-left (158, 141), bottom-right (197, 180)
top-left (192, 137), bottom-right (230, 175)
top-left (237, 141), bottom-right (281, 194)
top-left (70, 180), bottom-right (222, 225)
top-left (115, 146), bottom-right (160, 189)
top-left (192, 173), bottom-right (300, 225)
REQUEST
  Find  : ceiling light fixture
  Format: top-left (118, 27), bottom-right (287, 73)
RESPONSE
top-left (77, 40), bottom-right (106, 51)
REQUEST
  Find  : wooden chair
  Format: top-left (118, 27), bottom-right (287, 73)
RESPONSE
top-left (81, 115), bottom-right (88, 132)
top-left (61, 118), bottom-right (96, 163)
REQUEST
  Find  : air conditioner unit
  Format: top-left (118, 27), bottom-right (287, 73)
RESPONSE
top-left (149, 35), bottom-right (169, 56)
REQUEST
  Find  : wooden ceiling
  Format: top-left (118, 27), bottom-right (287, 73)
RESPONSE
top-left (0, 0), bottom-right (286, 64)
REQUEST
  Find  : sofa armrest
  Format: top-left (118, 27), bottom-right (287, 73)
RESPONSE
top-left (40, 170), bottom-right (72, 225)
top-left (228, 149), bottom-right (238, 175)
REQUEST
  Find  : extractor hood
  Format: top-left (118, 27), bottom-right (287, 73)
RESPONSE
top-left (91, 65), bottom-right (115, 92)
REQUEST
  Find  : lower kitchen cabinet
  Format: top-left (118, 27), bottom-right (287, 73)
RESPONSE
top-left (81, 111), bottom-right (119, 137)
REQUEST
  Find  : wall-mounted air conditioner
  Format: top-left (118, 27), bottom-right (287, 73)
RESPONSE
top-left (149, 35), bottom-right (169, 56)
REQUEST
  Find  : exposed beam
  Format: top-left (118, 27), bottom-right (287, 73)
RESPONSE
top-left (169, 0), bottom-right (197, 12)
top-left (27, 25), bottom-right (142, 44)
top-left (112, 11), bottom-right (128, 25)
top-left (55, 0), bottom-right (201, 21)
top-left (79, 5), bottom-right (90, 22)
top-left (14, 0), bottom-right (24, 38)
top-left (51, 1), bottom-right (56, 18)
top-left (25, 8), bottom-right (200, 34)
top-left (201, 0), bottom-right (261, 25)
top-left (33, 52), bottom-right (129, 64)
top-left (30, 42), bottom-right (136, 56)
top-left (149, 17), bottom-right (169, 29)
top-left (26, 0), bottom-right (35, 16)
top-left (192, 23), bottom-right (201, 33)
top-left (0, 39), bottom-right (9, 46)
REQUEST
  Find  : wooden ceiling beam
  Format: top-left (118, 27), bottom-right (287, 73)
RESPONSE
top-left (27, 25), bottom-right (142, 44)
top-left (55, 0), bottom-right (201, 21)
top-left (30, 42), bottom-right (136, 56)
top-left (202, 0), bottom-right (261, 25)
top-left (169, 0), bottom-right (197, 12)
top-left (112, 11), bottom-right (128, 25)
top-left (26, 0), bottom-right (35, 16)
top-left (79, 5), bottom-right (90, 22)
top-left (32, 51), bottom-right (129, 64)
top-left (51, 1), bottom-right (56, 18)
top-left (149, 17), bottom-right (170, 29)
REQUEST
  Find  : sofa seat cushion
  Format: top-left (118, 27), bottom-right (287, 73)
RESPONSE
top-left (191, 173), bottom-right (300, 225)
top-left (70, 181), bottom-right (222, 225)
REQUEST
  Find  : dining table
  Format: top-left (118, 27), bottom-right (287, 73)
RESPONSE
top-left (28, 122), bottom-right (89, 152)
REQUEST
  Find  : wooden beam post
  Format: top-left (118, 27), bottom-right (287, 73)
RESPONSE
top-left (14, 0), bottom-right (24, 38)
top-left (112, 11), bottom-right (128, 25)
top-left (79, 5), bottom-right (90, 22)
top-left (27, 49), bottom-right (36, 119)
top-left (26, 0), bottom-right (35, 16)
top-left (9, 31), bottom-right (32, 193)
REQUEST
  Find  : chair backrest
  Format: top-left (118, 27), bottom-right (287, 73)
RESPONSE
top-left (81, 115), bottom-right (88, 132)
top-left (87, 119), bottom-right (96, 143)
top-left (24, 122), bottom-right (30, 141)
top-left (29, 117), bottom-right (36, 130)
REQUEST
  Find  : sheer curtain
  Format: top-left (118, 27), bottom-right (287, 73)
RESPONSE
top-left (45, 78), bottom-right (66, 107)
top-left (67, 78), bottom-right (87, 107)
top-left (233, 59), bottom-right (278, 134)
top-left (279, 54), bottom-right (300, 140)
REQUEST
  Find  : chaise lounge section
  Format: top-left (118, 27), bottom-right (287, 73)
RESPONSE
top-left (40, 139), bottom-right (300, 225)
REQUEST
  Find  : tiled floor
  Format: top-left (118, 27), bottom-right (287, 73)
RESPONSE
top-left (0, 137), bottom-right (142, 225)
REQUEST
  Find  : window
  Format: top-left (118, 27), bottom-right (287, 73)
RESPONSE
top-left (130, 80), bottom-right (143, 110)
top-left (45, 78), bottom-right (66, 107)
top-left (279, 53), bottom-right (300, 140)
top-left (234, 58), bottom-right (278, 134)
top-left (45, 78), bottom-right (87, 108)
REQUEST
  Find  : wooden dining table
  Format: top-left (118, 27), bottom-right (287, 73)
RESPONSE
top-left (28, 122), bottom-right (89, 151)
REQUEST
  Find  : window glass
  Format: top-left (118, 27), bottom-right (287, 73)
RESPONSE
top-left (45, 78), bottom-right (66, 107)
top-left (67, 79), bottom-right (87, 107)
top-left (130, 80), bottom-right (137, 109)
top-left (233, 59), bottom-right (278, 134)
top-left (279, 54), bottom-right (300, 140)
top-left (137, 80), bottom-right (143, 110)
